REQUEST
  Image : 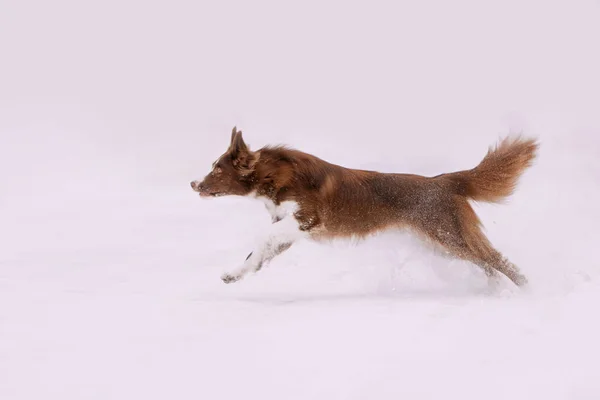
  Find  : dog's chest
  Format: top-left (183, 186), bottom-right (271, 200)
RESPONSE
top-left (257, 196), bottom-right (298, 223)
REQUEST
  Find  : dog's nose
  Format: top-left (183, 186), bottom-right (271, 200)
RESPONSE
top-left (190, 180), bottom-right (199, 190)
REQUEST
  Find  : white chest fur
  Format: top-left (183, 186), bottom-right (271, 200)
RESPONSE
top-left (253, 194), bottom-right (298, 223)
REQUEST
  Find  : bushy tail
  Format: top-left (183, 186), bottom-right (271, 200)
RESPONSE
top-left (441, 136), bottom-right (539, 203)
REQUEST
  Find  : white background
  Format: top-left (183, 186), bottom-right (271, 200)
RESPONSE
top-left (1, 0), bottom-right (599, 399)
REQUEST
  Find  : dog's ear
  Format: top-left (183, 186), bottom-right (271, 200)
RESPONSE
top-left (230, 126), bottom-right (239, 145)
top-left (229, 127), bottom-right (249, 158)
top-left (229, 128), bottom-right (257, 174)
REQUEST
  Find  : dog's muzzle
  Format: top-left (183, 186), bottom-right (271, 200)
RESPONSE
top-left (190, 180), bottom-right (202, 191)
top-left (190, 180), bottom-right (222, 197)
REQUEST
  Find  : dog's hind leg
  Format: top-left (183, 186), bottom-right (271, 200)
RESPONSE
top-left (454, 200), bottom-right (528, 287)
top-left (466, 245), bottom-right (528, 287)
top-left (416, 197), bottom-right (528, 288)
top-left (221, 216), bottom-right (306, 284)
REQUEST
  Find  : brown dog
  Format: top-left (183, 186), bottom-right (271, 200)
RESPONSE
top-left (191, 127), bottom-right (538, 286)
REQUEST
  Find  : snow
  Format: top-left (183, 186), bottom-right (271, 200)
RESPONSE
top-left (1, 0), bottom-right (600, 399)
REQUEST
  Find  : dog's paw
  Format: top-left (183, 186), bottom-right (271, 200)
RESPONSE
top-left (221, 273), bottom-right (240, 284)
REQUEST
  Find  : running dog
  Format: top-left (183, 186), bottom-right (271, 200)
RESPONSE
top-left (191, 127), bottom-right (538, 286)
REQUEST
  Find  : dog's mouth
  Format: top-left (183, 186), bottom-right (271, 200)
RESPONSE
top-left (198, 190), bottom-right (225, 198)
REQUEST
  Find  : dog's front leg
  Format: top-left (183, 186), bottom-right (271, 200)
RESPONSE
top-left (221, 216), bottom-right (306, 284)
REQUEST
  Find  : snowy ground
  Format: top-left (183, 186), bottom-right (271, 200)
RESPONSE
top-left (2, 0), bottom-right (600, 399)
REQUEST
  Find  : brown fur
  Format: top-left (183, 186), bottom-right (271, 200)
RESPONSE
top-left (192, 127), bottom-right (539, 287)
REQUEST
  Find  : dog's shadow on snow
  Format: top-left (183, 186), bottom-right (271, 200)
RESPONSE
top-left (191, 284), bottom-right (518, 306)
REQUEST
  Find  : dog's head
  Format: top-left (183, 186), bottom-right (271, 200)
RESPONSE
top-left (191, 127), bottom-right (259, 197)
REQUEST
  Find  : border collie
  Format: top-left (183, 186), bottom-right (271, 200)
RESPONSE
top-left (191, 127), bottom-right (538, 287)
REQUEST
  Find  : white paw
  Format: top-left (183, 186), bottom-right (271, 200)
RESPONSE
top-left (221, 273), bottom-right (241, 284)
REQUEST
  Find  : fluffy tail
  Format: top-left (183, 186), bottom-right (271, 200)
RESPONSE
top-left (441, 136), bottom-right (539, 203)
